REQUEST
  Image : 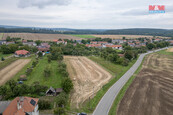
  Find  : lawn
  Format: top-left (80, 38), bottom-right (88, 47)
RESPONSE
top-left (0, 33), bottom-right (3, 40)
top-left (156, 49), bottom-right (173, 56)
top-left (13, 56), bottom-right (63, 88)
top-left (0, 53), bottom-right (13, 58)
top-left (76, 56), bottom-right (137, 113)
top-left (70, 34), bottom-right (96, 39)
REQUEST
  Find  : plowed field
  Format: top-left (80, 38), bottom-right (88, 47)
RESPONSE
top-left (64, 56), bottom-right (112, 108)
top-left (0, 59), bottom-right (31, 85)
top-left (117, 53), bottom-right (173, 115)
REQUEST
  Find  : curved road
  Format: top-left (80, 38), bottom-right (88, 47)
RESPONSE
top-left (93, 48), bottom-right (168, 115)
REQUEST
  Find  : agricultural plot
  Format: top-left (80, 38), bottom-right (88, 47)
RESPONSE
top-left (64, 56), bottom-right (112, 108)
top-left (0, 33), bottom-right (3, 40)
top-left (92, 35), bottom-right (170, 39)
top-left (2, 33), bottom-right (81, 41)
top-left (71, 34), bottom-right (96, 39)
top-left (117, 53), bottom-right (173, 115)
top-left (0, 59), bottom-right (31, 85)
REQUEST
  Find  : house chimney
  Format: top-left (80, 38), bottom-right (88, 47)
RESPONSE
top-left (17, 97), bottom-right (24, 110)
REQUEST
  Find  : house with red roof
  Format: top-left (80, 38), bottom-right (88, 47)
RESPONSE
top-left (105, 45), bottom-right (122, 50)
top-left (15, 50), bottom-right (30, 57)
top-left (2, 97), bottom-right (39, 115)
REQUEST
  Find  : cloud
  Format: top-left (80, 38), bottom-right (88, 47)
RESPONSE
top-left (18, 0), bottom-right (71, 9)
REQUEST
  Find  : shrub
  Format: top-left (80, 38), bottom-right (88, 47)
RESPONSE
top-left (61, 78), bottom-right (73, 94)
top-left (38, 100), bottom-right (52, 110)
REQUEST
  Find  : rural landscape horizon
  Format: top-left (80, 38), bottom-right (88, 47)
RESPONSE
top-left (0, 0), bottom-right (173, 115)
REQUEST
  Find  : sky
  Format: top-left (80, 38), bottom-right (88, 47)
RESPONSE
top-left (0, 0), bottom-right (173, 29)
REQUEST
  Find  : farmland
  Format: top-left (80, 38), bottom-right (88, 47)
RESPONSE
top-left (117, 51), bottom-right (173, 115)
top-left (0, 59), bottom-right (31, 85)
top-left (2, 33), bottom-right (82, 41)
top-left (92, 35), bottom-right (170, 39)
top-left (71, 34), bottom-right (96, 39)
top-left (0, 33), bottom-right (3, 40)
top-left (64, 56), bottom-right (112, 108)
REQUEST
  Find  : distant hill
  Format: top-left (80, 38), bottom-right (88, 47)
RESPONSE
top-left (0, 25), bottom-right (172, 37)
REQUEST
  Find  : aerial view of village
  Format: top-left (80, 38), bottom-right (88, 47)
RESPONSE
top-left (0, 0), bottom-right (173, 115)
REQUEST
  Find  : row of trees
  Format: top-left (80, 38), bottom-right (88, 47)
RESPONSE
top-left (0, 44), bottom-right (38, 54)
top-left (0, 80), bottom-right (47, 100)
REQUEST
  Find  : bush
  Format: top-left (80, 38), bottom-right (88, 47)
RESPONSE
top-left (61, 78), bottom-right (73, 94)
top-left (44, 66), bottom-right (51, 77)
top-left (26, 68), bottom-right (33, 75)
top-left (54, 107), bottom-right (65, 115)
top-left (38, 100), bottom-right (52, 110)
top-left (17, 78), bottom-right (27, 81)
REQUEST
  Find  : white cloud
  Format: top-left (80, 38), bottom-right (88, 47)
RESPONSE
top-left (0, 0), bottom-right (172, 29)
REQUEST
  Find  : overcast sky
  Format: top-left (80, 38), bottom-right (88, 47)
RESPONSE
top-left (0, 0), bottom-right (173, 29)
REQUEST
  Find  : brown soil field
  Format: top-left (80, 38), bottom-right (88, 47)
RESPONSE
top-left (2, 33), bottom-right (81, 41)
top-left (0, 59), bottom-right (31, 85)
top-left (167, 48), bottom-right (173, 52)
top-left (117, 53), bottom-right (173, 115)
top-left (93, 35), bottom-right (170, 39)
top-left (64, 56), bottom-right (112, 108)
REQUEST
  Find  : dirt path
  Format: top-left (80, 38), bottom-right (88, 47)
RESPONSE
top-left (117, 53), bottom-right (173, 115)
top-left (0, 59), bottom-right (31, 85)
top-left (64, 56), bottom-right (112, 108)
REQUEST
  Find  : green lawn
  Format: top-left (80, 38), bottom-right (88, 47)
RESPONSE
top-left (70, 34), bottom-right (96, 39)
top-left (0, 53), bottom-right (13, 58)
top-left (0, 33), bottom-right (3, 40)
top-left (13, 56), bottom-right (63, 88)
top-left (109, 56), bottom-right (145, 115)
top-left (156, 49), bottom-right (173, 56)
top-left (75, 56), bottom-right (137, 113)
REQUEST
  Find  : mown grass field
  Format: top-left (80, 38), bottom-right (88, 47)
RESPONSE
top-left (70, 34), bottom-right (96, 39)
top-left (0, 33), bottom-right (3, 40)
top-left (0, 53), bottom-right (13, 58)
top-left (76, 56), bottom-right (137, 113)
top-left (13, 56), bottom-right (63, 88)
top-left (156, 49), bottom-right (173, 56)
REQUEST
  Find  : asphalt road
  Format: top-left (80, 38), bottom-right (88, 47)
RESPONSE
top-left (93, 48), bottom-right (168, 115)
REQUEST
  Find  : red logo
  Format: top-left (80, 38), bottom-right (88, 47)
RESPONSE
top-left (149, 5), bottom-right (165, 11)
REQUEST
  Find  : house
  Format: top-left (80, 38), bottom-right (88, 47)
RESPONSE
top-left (105, 45), bottom-right (122, 50)
top-left (90, 41), bottom-right (97, 44)
top-left (128, 42), bottom-right (135, 47)
top-left (2, 97), bottom-right (39, 115)
top-left (53, 39), bottom-right (67, 44)
top-left (38, 46), bottom-right (50, 52)
top-left (98, 41), bottom-right (108, 45)
top-left (15, 50), bottom-right (30, 57)
top-left (85, 44), bottom-right (102, 48)
top-left (41, 43), bottom-right (50, 48)
top-left (6, 41), bottom-right (15, 45)
top-left (0, 101), bottom-right (11, 115)
top-left (46, 87), bottom-right (63, 96)
top-left (23, 42), bottom-right (37, 47)
top-left (0, 40), bottom-right (6, 45)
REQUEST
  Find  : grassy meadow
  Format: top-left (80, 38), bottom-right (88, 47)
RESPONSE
top-left (70, 34), bottom-right (96, 39)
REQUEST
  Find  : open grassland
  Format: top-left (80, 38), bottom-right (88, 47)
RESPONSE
top-left (0, 59), bottom-right (30, 85)
top-left (2, 33), bottom-right (82, 41)
top-left (116, 52), bottom-right (173, 115)
top-left (70, 34), bottom-right (96, 39)
top-left (71, 56), bottom-right (137, 113)
top-left (92, 35), bottom-right (170, 39)
top-left (0, 33), bottom-right (3, 40)
top-left (64, 56), bottom-right (112, 109)
top-left (13, 56), bottom-right (63, 88)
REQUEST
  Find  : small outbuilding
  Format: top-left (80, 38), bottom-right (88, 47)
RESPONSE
top-left (14, 50), bottom-right (30, 57)
top-left (46, 87), bottom-right (63, 96)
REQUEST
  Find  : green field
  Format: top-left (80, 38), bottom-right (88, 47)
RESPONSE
top-left (109, 56), bottom-right (145, 115)
top-left (0, 53), bottom-right (13, 58)
top-left (70, 34), bottom-right (96, 39)
top-left (0, 33), bottom-right (3, 40)
top-left (156, 49), bottom-right (173, 56)
top-left (0, 58), bottom-right (18, 70)
top-left (76, 56), bottom-right (137, 113)
top-left (13, 56), bottom-right (63, 88)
